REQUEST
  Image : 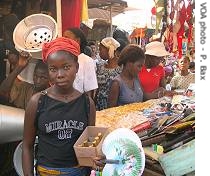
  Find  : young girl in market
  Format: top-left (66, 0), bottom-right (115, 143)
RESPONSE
top-left (170, 56), bottom-right (195, 90)
top-left (22, 37), bottom-right (96, 176)
top-left (108, 44), bottom-right (145, 107)
top-left (108, 44), bottom-right (165, 108)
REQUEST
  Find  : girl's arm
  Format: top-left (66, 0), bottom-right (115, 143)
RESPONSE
top-left (88, 97), bottom-right (96, 126)
top-left (160, 76), bottom-right (166, 89)
top-left (107, 80), bottom-right (120, 108)
top-left (22, 93), bottom-right (41, 176)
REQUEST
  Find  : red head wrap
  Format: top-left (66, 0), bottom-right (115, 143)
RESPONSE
top-left (42, 37), bottom-right (80, 62)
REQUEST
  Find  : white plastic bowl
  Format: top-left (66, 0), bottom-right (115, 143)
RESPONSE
top-left (13, 13), bottom-right (57, 59)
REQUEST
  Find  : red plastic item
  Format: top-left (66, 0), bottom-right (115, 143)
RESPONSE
top-left (131, 121), bottom-right (152, 133)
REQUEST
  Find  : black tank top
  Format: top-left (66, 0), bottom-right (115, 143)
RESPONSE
top-left (35, 93), bottom-right (89, 168)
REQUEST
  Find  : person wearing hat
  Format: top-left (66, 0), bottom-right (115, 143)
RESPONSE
top-left (138, 41), bottom-right (169, 98)
top-left (22, 37), bottom-right (96, 176)
top-left (95, 37), bottom-right (126, 110)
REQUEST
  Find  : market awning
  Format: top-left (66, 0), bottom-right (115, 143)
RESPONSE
top-left (86, 0), bottom-right (127, 35)
top-left (87, 0), bottom-right (128, 20)
top-left (88, 8), bottom-right (121, 20)
top-left (88, 0), bottom-right (127, 10)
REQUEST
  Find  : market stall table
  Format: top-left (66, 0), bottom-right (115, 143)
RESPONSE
top-left (95, 95), bottom-right (195, 176)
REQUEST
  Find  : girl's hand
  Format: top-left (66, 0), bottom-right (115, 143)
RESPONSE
top-left (164, 90), bottom-right (177, 97)
top-left (18, 51), bottom-right (31, 68)
top-left (93, 155), bottom-right (106, 168)
top-left (152, 87), bottom-right (166, 98)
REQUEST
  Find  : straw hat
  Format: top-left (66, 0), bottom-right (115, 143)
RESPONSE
top-left (145, 41), bottom-right (169, 57)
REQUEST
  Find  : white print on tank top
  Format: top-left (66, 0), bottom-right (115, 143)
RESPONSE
top-left (58, 129), bottom-right (73, 139)
top-left (45, 120), bottom-right (84, 140)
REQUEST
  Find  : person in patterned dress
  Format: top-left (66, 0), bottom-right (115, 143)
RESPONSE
top-left (95, 37), bottom-right (127, 110)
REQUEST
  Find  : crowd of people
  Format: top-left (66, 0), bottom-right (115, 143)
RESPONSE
top-left (0, 27), bottom-right (195, 176)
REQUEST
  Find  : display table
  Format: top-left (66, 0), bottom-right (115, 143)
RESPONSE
top-left (96, 99), bottom-right (159, 131)
top-left (95, 96), bottom-right (195, 176)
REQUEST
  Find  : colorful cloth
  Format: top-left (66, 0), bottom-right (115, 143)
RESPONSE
top-left (37, 165), bottom-right (90, 176)
top-left (42, 37), bottom-right (80, 62)
top-left (95, 63), bottom-right (122, 110)
top-left (61, 0), bottom-right (82, 32)
top-left (138, 65), bottom-right (165, 93)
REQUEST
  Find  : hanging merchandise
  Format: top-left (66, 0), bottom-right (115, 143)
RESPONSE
top-left (163, 0), bottom-right (175, 52)
top-left (154, 0), bottom-right (165, 34)
top-left (172, 0), bottom-right (181, 54)
top-left (171, 0), bottom-right (188, 58)
top-left (186, 0), bottom-right (193, 44)
top-left (182, 38), bottom-right (188, 55)
top-left (177, 1), bottom-right (187, 58)
top-left (172, 21), bottom-right (180, 54)
top-left (151, 6), bottom-right (156, 15)
top-left (160, 0), bottom-right (167, 42)
top-left (102, 128), bottom-right (145, 176)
